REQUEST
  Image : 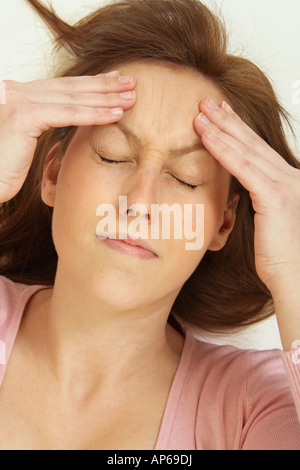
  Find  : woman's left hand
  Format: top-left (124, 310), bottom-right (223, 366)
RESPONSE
top-left (194, 97), bottom-right (300, 350)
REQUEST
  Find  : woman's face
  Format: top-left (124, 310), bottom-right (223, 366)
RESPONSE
top-left (42, 62), bottom-right (236, 311)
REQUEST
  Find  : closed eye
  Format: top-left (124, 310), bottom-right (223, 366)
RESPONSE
top-left (97, 152), bottom-right (199, 190)
top-left (172, 175), bottom-right (198, 191)
top-left (98, 155), bottom-right (128, 165)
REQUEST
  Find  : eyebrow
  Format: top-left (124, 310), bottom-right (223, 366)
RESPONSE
top-left (113, 121), bottom-right (205, 158)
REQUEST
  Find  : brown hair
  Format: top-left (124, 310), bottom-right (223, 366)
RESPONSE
top-left (0, 0), bottom-right (299, 332)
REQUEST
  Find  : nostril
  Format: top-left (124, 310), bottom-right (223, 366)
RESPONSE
top-left (127, 207), bottom-right (150, 220)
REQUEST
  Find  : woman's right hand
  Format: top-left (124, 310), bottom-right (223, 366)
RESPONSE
top-left (0, 71), bottom-right (136, 202)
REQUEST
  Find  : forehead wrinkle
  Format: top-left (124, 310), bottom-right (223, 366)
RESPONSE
top-left (112, 121), bottom-right (205, 158)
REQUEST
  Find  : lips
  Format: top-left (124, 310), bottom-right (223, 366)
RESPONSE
top-left (97, 232), bottom-right (158, 257)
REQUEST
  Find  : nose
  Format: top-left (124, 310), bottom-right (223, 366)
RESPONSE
top-left (119, 163), bottom-right (162, 225)
top-left (126, 206), bottom-right (149, 221)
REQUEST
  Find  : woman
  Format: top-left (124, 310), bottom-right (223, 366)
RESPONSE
top-left (0, 0), bottom-right (299, 450)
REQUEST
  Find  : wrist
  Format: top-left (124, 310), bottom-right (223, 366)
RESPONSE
top-left (271, 282), bottom-right (300, 352)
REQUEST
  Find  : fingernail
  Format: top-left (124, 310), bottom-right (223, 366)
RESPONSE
top-left (0, 81), bottom-right (6, 105)
top-left (119, 74), bottom-right (133, 84)
top-left (110, 108), bottom-right (123, 115)
top-left (206, 97), bottom-right (218, 111)
top-left (120, 90), bottom-right (136, 100)
top-left (197, 112), bottom-right (210, 125)
top-left (222, 101), bottom-right (235, 115)
top-left (105, 70), bottom-right (120, 78)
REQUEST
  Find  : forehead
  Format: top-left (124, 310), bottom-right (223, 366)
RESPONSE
top-left (105, 61), bottom-right (225, 150)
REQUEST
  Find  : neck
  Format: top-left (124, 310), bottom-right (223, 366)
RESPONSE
top-left (21, 264), bottom-right (184, 399)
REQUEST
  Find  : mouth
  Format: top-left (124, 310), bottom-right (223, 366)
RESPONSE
top-left (97, 233), bottom-right (158, 260)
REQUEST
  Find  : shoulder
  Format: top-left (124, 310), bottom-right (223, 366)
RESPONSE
top-left (0, 275), bottom-right (42, 338)
top-left (187, 333), bottom-right (287, 400)
top-left (183, 332), bottom-right (300, 449)
top-left (188, 331), bottom-right (284, 374)
top-left (0, 275), bottom-right (27, 329)
top-left (0, 275), bottom-right (31, 369)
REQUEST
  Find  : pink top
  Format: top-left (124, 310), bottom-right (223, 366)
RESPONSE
top-left (0, 274), bottom-right (300, 450)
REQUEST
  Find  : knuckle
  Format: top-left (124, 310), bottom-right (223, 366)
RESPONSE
top-left (231, 112), bottom-right (243, 123)
top-left (5, 86), bottom-right (22, 104)
top-left (58, 76), bottom-right (78, 89)
top-left (100, 92), bottom-right (120, 106)
top-left (59, 76), bottom-right (73, 85)
top-left (81, 108), bottom-right (103, 126)
top-left (65, 104), bottom-right (80, 116)
top-left (6, 100), bottom-right (33, 125)
top-left (2, 79), bottom-right (16, 90)
top-left (95, 107), bottom-right (110, 119)
top-left (220, 145), bottom-right (235, 161)
top-left (100, 76), bottom-right (110, 93)
top-left (4, 82), bottom-right (34, 114)
top-left (218, 109), bottom-right (231, 126)
top-left (65, 91), bottom-right (78, 102)
top-left (95, 107), bottom-right (119, 124)
top-left (217, 108), bottom-right (242, 132)
top-left (239, 158), bottom-right (251, 170)
top-left (268, 183), bottom-right (290, 207)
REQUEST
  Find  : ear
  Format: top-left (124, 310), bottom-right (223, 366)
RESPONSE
top-left (41, 143), bottom-right (62, 208)
top-left (208, 193), bottom-right (240, 252)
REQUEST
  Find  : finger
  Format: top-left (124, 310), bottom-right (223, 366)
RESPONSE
top-left (197, 97), bottom-right (287, 169)
top-left (200, 129), bottom-right (276, 197)
top-left (24, 90), bottom-right (136, 108)
top-left (195, 109), bottom-right (289, 183)
top-left (27, 103), bottom-right (126, 136)
top-left (6, 72), bottom-right (136, 95)
top-left (196, 114), bottom-right (282, 183)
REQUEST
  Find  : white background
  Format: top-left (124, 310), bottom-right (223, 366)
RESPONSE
top-left (0, 0), bottom-right (299, 350)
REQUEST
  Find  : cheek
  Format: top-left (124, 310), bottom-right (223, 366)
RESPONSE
top-left (163, 188), bottom-right (228, 285)
top-left (51, 153), bottom-right (117, 259)
top-left (56, 147), bottom-right (121, 212)
top-left (178, 178), bottom-right (231, 260)
top-left (160, 237), bottom-right (204, 295)
top-left (203, 172), bottom-right (232, 227)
